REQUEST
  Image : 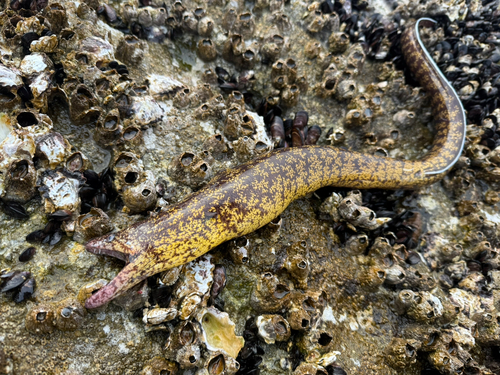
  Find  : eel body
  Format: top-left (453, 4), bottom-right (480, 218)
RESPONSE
top-left (85, 18), bottom-right (466, 309)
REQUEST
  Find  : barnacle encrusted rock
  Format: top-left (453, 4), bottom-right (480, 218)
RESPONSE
top-left (1, 0), bottom-right (500, 374)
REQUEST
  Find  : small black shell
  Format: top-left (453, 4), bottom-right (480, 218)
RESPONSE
top-left (19, 246), bottom-right (36, 262)
top-left (305, 125), bottom-right (322, 145)
top-left (49, 210), bottom-right (73, 221)
top-left (210, 265), bottom-right (227, 300)
top-left (2, 201), bottom-right (29, 219)
top-left (1, 271), bottom-right (31, 293)
top-left (14, 277), bottom-right (36, 303)
top-left (26, 229), bottom-right (47, 243)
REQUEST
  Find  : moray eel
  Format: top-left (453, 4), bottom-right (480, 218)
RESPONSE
top-left (85, 18), bottom-right (466, 309)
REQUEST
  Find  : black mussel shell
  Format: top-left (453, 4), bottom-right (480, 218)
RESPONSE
top-left (1, 271), bottom-right (31, 293)
top-left (2, 201), bottom-right (29, 219)
top-left (49, 210), bottom-right (72, 221)
top-left (13, 277), bottom-right (35, 303)
top-left (19, 246), bottom-right (36, 262)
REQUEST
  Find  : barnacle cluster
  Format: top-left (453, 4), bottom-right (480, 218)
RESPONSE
top-left (1, 0), bottom-right (500, 373)
top-left (25, 297), bottom-right (86, 334)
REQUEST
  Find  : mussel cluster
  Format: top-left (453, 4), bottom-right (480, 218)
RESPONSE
top-left (0, 270), bottom-right (35, 303)
top-left (261, 109), bottom-right (322, 149)
top-left (235, 317), bottom-right (265, 375)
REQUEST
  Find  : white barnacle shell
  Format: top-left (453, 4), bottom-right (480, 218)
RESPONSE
top-left (39, 170), bottom-right (81, 214)
top-left (30, 35), bottom-right (59, 53)
top-left (406, 292), bottom-right (443, 321)
top-left (30, 70), bottom-right (53, 111)
top-left (316, 351), bottom-right (342, 367)
top-left (159, 266), bottom-right (182, 286)
top-left (120, 169), bottom-right (157, 213)
top-left (0, 131), bottom-right (36, 167)
top-left (0, 117), bottom-right (37, 165)
top-left (449, 288), bottom-right (484, 316)
top-left (147, 74), bottom-right (185, 98)
top-left (19, 53), bottom-right (53, 77)
top-left (338, 194), bottom-right (391, 230)
top-left (15, 16), bottom-right (43, 35)
top-left (0, 117), bottom-right (36, 198)
top-left (143, 307), bottom-right (178, 325)
top-left (131, 96), bottom-right (167, 126)
top-left (0, 112), bottom-right (14, 145)
top-left (18, 54), bottom-right (54, 113)
top-left (451, 326), bottom-right (475, 348)
top-left (203, 351), bottom-right (240, 375)
top-left (256, 314), bottom-right (291, 344)
top-left (232, 136), bottom-right (256, 162)
top-left (0, 64), bottom-right (23, 89)
top-left (247, 110), bottom-right (273, 152)
top-left (179, 293), bottom-right (203, 320)
top-left (112, 151), bottom-right (144, 192)
top-left (80, 36), bottom-right (115, 62)
top-left (35, 132), bottom-right (72, 169)
top-left (166, 254), bottom-right (215, 320)
top-left (174, 254), bottom-right (215, 300)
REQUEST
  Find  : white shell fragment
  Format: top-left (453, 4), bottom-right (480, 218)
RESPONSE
top-left (197, 307), bottom-right (245, 358)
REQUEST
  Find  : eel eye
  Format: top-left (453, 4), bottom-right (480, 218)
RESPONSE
top-left (107, 234), bottom-right (115, 242)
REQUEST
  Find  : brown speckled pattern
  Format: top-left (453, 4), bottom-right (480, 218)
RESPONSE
top-left (85, 18), bottom-right (466, 309)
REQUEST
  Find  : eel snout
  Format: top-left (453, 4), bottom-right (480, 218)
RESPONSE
top-left (84, 234), bottom-right (149, 308)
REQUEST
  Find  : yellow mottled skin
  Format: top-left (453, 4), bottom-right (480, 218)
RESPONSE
top-left (85, 18), bottom-right (466, 309)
